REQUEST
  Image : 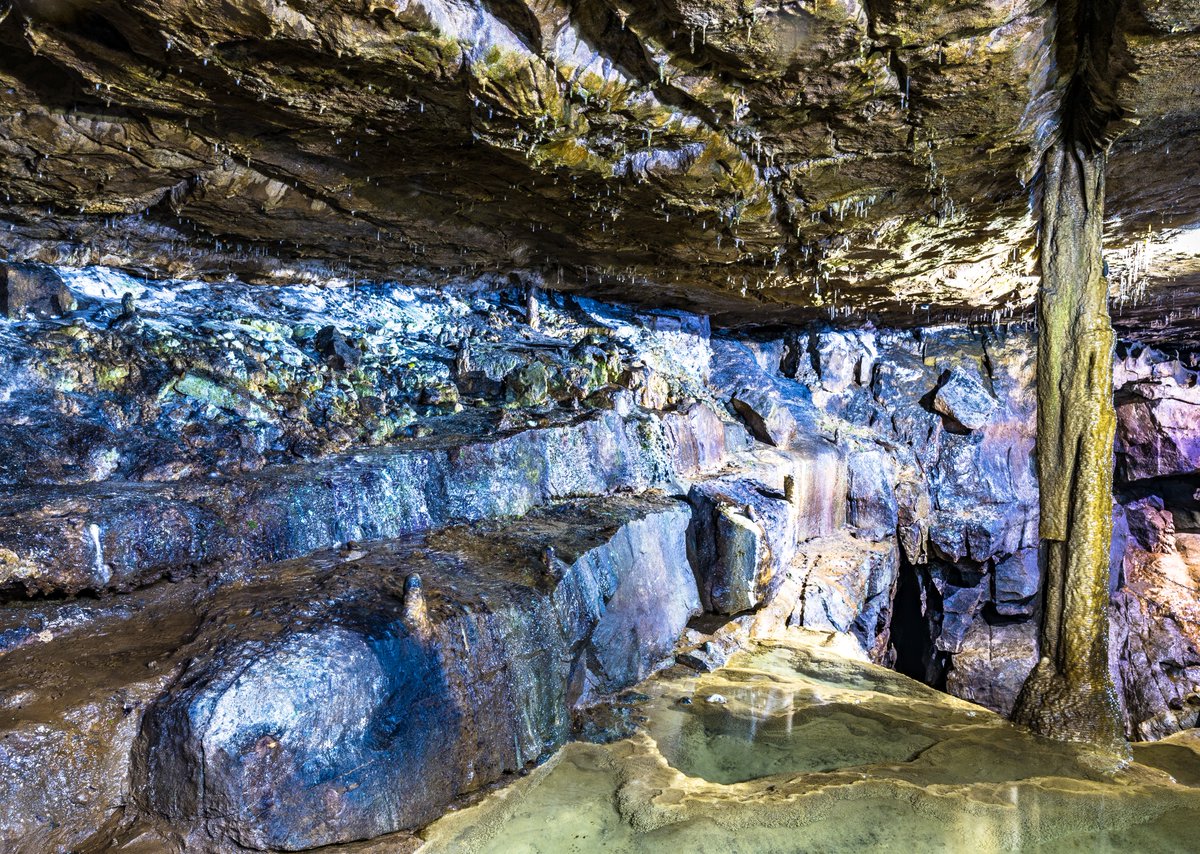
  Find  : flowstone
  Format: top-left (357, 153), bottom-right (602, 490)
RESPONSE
top-left (417, 632), bottom-right (1200, 854)
top-left (1014, 140), bottom-right (1124, 750)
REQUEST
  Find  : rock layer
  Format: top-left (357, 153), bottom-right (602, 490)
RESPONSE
top-left (138, 495), bottom-right (697, 851)
top-left (0, 2), bottom-right (1197, 337)
top-left (5, 266), bottom-right (1200, 851)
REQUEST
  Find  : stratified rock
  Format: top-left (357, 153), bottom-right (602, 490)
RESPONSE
top-left (137, 494), bottom-right (697, 850)
top-left (0, 494), bottom-right (698, 852)
top-left (0, 262), bottom-right (76, 319)
top-left (0, 406), bottom-right (733, 596)
top-left (932, 367), bottom-right (998, 430)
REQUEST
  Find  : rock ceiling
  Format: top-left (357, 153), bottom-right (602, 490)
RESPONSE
top-left (0, 0), bottom-right (1197, 338)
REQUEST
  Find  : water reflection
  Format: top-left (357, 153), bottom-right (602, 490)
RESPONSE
top-left (418, 632), bottom-right (1200, 853)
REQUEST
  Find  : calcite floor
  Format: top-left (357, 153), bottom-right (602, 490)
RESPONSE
top-left (417, 632), bottom-right (1200, 853)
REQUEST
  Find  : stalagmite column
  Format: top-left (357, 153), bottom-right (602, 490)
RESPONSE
top-left (1012, 141), bottom-right (1124, 749)
top-left (1011, 0), bottom-right (1129, 752)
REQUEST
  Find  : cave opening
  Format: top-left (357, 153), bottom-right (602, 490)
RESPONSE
top-left (888, 561), bottom-right (948, 690)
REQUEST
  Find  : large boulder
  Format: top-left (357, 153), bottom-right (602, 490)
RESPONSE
top-left (1116, 381), bottom-right (1200, 482)
top-left (946, 618), bottom-right (1039, 717)
top-left (136, 495), bottom-right (697, 850)
top-left (0, 582), bottom-right (204, 853)
top-left (686, 454), bottom-right (796, 615)
top-left (932, 366), bottom-right (997, 431)
top-left (787, 533), bottom-right (900, 659)
top-left (686, 440), bottom-right (846, 615)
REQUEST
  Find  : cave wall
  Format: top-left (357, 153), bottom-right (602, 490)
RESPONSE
top-left (3, 263), bottom-right (1200, 850)
top-left (715, 312), bottom-right (1200, 740)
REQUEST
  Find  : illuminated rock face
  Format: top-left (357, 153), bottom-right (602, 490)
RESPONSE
top-left (0, 1), bottom-right (1198, 337)
top-left (136, 496), bottom-right (698, 851)
top-left (3, 267), bottom-right (1200, 850)
top-left (1, 1), bottom-right (1200, 845)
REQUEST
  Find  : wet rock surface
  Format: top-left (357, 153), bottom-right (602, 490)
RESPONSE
top-left (0, 1), bottom-right (1196, 342)
top-left (1, 493), bottom-right (698, 852)
top-left (0, 270), bottom-right (732, 596)
top-left (5, 265), bottom-right (1200, 850)
top-left (141, 494), bottom-right (697, 851)
top-left (419, 633), bottom-right (1200, 854)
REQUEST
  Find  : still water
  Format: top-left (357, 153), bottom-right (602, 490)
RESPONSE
top-left (420, 633), bottom-right (1200, 853)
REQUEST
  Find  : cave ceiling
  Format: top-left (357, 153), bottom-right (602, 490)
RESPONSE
top-left (0, 0), bottom-right (1198, 340)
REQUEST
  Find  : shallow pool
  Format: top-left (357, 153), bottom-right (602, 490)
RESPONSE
top-left (417, 631), bottom-right (1200, 853)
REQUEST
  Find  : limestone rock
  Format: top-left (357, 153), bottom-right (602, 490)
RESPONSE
top-left (846, 448), bottom-right (899, 542)
top-left (709, 338), bottom-right (820, 449)
top-left (729, 389), bottom-right (800, 448)
top-left (505, 361), bottom-right (549, 408)
top-left (932, 367), bottom-right (998, 431)
top-left (788, 533), bottom-right (900, 658)
top-left (1116, 383), bottom-right (1200, 482)
top-left (0, 262), bottom-right (76, 319)
top-left (0, 407), bottom-right (731, 596)
top-left (132, 495), bottom-right (699, 850)
top-left (1110, 547), bottom-right (1200, 740)
top-left (946, 618), bottom-right (1039, 717)
top-left (993, 548), bottom-right (1040, 617)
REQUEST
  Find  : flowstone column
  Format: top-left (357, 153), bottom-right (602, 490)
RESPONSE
top-left (1012, 140), bottom-right (1124, 750)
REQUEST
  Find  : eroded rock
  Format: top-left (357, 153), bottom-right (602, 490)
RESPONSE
top-left (932, 367), bottom-right (998, 431)
top-left (0, 262), bottom-right (76, 319)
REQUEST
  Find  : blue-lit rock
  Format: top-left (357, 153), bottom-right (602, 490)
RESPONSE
top-left (136, 495), bottom-right (697, 849)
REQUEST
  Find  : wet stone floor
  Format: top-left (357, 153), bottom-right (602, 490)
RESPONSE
top-left (413, 632), bottom-right (1200, 853)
